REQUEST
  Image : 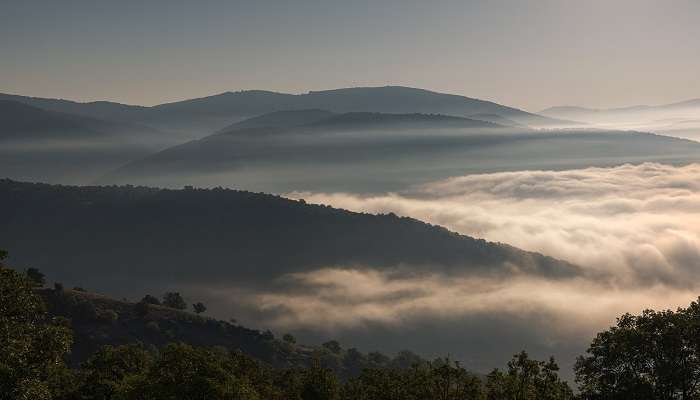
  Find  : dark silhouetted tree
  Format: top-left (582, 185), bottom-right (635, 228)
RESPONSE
top-left (0, 252), bottom-right (73, 399)
top-left (141, 294), bottom-right (161, 305)
top-left (192, 302), bottom-right (206, 314)
top-left (25, 267), bottom-right (45, 287)
top-left (162, 292), bottom-right (186, 310)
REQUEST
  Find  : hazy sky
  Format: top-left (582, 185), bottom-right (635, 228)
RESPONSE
top-left (2, 0), bottom-right (699, 111)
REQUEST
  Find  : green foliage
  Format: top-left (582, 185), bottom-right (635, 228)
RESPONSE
top-left (343, 357), bottom-right (485, 400)
top-left (78, 344), bottom-right (153, 399)
top-left (300, 359), bottom-right (341, 400)
top-left (124, 343), bottom-right (261, 400)
top-left (283, 333), bottom-right (297, 344)
top-left (575, 299), bottom-right (700, 400)
top-left (484, 351), bottom-right (572, 400)
top-left (0, 247), bottom-right (578, 399)
top-left (0, 256), bottom-right (73, 399)
top-left (322, 340), bottom-right (342, 354)
top-left (161, 292), bottom-right (186, 310)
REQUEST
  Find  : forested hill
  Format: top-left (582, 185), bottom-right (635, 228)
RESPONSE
top-left (38, 286), bottom-right (423, 378)
top-left (0, 179), bottom-right (578, 308)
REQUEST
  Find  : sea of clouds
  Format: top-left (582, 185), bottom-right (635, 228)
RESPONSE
top-left (268, 163), bottom-right (700, 340)
top-left (189, 162), bottom-right (700, 374)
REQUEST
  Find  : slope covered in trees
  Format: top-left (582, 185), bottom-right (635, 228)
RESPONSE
top-left (1, 254), bottom-right (575, 399)
top-left (0, 179), bottom-right (579, 317)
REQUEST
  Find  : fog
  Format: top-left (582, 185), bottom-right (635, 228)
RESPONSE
top-left (226, 162), bottom-right (700, 374)
top-left (542, 103), bottom-right (700, 142)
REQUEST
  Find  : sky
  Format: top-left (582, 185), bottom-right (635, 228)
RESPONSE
top-left (1, 0), bottom-right (699, 111)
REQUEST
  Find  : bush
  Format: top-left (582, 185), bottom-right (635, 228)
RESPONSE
top-left (141, 294), bottom-right (161, 305)
top-left (283, 334), bottom-right (297, 344)
top-left (134, 301), bottom-right (150, 317)
top-left (98, 309), bottom-right (119, 323)
top-left (73, 299), bottom-right (98, 321)
top-left (162, 292), bottom-right (187, 310)
top-left (146, 321), bottom-right (160, 333)
top-left (192, 302), bottom-right (207, 314)
top-left (25, 267), bottom-right (45, 287)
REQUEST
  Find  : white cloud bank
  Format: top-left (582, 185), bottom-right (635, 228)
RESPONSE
top-left (291, 163), bottom-right (700, 289)
top-left (262, 163), bottom-right (700, 338)
top-left (194, 163), bottom-right (700, 374)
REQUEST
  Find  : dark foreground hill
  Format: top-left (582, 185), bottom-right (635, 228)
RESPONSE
top-left (39, 287), bottom-right (421, 377)
top-left (0, 179), bottom-right (578, 318)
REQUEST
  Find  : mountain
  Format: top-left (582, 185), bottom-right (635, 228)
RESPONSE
top-left (218, 109), bottom-right (336, 131)
top-left (38, 287), bottom-right (421, 377)
top-left (467, 113), bottom-right (526, 128)
top-left (0, 178), bottom-right (579, 317)
top-left (540, 99), bottom-right (700, 141)
top-left (1, 86), bottom-right (574, 139)
top-left (0, 100), bottom-right (166, 183)
top-left (0, 92), bottom-right (147, 122)
top-left (102, 108), bottom-right (700, 193)
top-left (146, 86), bottom-right (575, 129)
top-left (100, 110), bottom-right (530, 191)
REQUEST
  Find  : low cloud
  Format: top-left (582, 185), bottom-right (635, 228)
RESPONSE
top-left (191, 163), bottom-right (700, 375)
top-left (290, 163), bottom-right (700, 289)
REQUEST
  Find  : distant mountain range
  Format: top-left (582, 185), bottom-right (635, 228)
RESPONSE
top-left (541, 98), bottom-right (700, 120)
top-left (540, 99), bottom-right (700, 141)
top-left (3, 86), bottom-right (700, 190)
top-left (0, 100), bottom-right (161, 183)
top-left (102, 108), bottom-right (700, 193)
top-left (1, 86), bottom-right (575, 136)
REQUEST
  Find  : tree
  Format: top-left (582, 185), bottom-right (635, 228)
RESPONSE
top-left (0, 253), bottom-right (73, 399)
top-left (129, 343), bottom-right (260, 400)
top-left (485, 352), bottom-right (571, 400)
top-left (323, 340), bottom-right (342, 354)
top-left (141, 294), bottom-right (161, 305)
top-left (78, 344), bottom-right (153, 399)
top-left (192, 302), bottom-right (207, 314)
top-left (283, 334), bottom-right (297, 344)
top-left (575, 302), bottom-right (700, 400)
top-left (301, 359), bottom-right (340, 400)
top-left (25, 267), bottom-right (45, 287)
top-left (162, 292), bottom-right (187, 310)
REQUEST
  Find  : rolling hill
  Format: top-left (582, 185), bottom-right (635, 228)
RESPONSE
top-left (1, 86), bottom-right (574, 139)
top-left (102, 109), bottom-right (700, 193)
top-left (0, 100), bottom-right (167, 183)
top-left (540, 99), bottom-right (700, 141)
top-left (0, 178), bottom-right (579, 318)
top-left (38, 287), bottom-right (421, 377)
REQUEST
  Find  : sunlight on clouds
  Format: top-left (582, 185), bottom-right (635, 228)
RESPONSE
top-left (290, 163), bottom-right (700, 289)
top-left (250, 267), bottom-right (697, 339)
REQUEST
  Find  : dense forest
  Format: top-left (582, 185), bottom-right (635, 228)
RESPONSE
top-left (1, 250), bottom-right (575, 399)
top-left (0, 179), bottom-right (577, 304)
top-left (5, 249), bottom-right (700, 399)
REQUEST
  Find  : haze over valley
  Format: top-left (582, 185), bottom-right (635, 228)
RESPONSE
top-left (3, 2), bottom-right (700, 397)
